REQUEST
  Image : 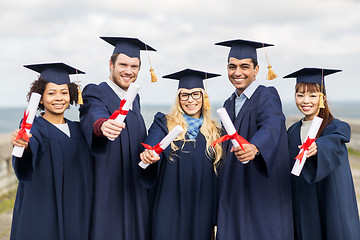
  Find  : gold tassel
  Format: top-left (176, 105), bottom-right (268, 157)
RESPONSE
top-left (266, 65), bottom-right (277, 80)
top-left (75, 69), bottom-right (83, 105)
top-left (319, 93), bottom-right (325, 108)
top-left (150, 68), bottom-right (157, 82)
top-left (78, 87), bottom-right (83, 105)
top-left (204, 92), bottom-right (210, 110)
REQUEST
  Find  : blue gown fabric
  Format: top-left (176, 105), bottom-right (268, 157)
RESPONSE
top-left (288, 118), bottom-right (360, 240)
top-left (216, 86), bottom-right (294, 240)
top-left (140, 112), bottom-right (218, 240)
top-left (11, 116), bottom-right (93, 240)
top-left (80, 82), bottom-right (149, 240)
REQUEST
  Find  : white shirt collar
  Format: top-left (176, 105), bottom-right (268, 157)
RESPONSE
top-left (234, 79), bottom-right (259, 99)
top-left (106, 78), bottom-right (132, 110)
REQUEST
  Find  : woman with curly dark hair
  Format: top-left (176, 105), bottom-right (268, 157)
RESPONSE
top-left (10, 63), bottom-right (93, 240)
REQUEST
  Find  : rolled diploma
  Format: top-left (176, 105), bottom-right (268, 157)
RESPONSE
top-left (108, 83), bottom-right (140, 141)
top-left (217, 107), bottom-right (249, 164)
top-left (291, 116), bottom-right (323, 176)
top-left (139, 124), bottom-right (184, 169)
top-left (12, 92), bottom-right (42, 158)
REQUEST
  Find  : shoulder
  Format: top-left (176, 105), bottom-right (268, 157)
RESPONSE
top-left (223, 92), bottom-right (236, 107)
top-left (147, 112), bottom-right (169, 140)
top-left (324, 118), bottom-right (351, 136)
top-left (256, 85), bottom-right (280, 98)
top-left (287, 120), bottom-right (302, 135)
top-left (152, 112), bottom-right (167, 128)
top-left (30, 116), bottom-right (49, 138)
top-left (83, 82), bottom-right (108, 96)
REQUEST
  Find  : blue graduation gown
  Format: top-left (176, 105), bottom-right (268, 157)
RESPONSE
top-left (79, 82), bottom-right (149, 240)
top-left (11, 116), bottom-right (93, 240)
top-left (288, 118), bottom-right (360, 240)
top-left (140, 112), bottom-right (218, 240)
top-left (217, 86), bottom-right (294, 240)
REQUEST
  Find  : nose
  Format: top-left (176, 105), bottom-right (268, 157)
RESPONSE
top-left (124, 66), bottom-right (132, 75)
top-left (303, 95), bottom-right (310, 103)
top-left (54, 92), bottom-right (64, 101)
top-left (234, 66), bottom-right (243, 76)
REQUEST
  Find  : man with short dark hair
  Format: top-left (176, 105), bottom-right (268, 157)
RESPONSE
top-left (215, 39), bottom-right (294, 240)
top-left (80, 37), bottom-right (156, 240)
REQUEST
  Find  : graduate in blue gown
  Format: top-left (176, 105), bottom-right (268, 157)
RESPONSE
top-left (214, 39), bottom-right (294, 240)
top-left (10, 63), bottom-right (92, 240)
top-left (284, 68), bottom-right (360, 240)
top-left (79, 37), bottom-right (155, 240)
top-left (139, 69), bottom-right (223, 240)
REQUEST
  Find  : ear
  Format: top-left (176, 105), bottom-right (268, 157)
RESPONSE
top-left (109, 60), bottom-right (114, 72)
top-left (254, 64), bottom-right (260, 75)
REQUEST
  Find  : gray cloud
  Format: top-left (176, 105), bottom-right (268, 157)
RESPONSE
top-left (1, 0), bottom-right (359, 107)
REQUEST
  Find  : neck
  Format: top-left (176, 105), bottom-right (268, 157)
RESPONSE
top-left (42, 113), bottom-right (65, 124)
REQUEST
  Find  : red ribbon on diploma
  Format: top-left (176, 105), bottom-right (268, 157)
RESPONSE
top-left (141, 143), bottom-right (164, 155)
top-left (295, 137), bottom-right (316, 163)
top-left (15, 110), bottom-right (32, 142)
top-left (109, 99), bottom-right (129, 120)
top-left (212, 132), bottom-right (250, 152)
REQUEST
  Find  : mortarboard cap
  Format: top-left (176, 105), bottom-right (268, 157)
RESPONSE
top-left (163, 68), bottom-right (220, 90)
top-left (24, 62), bottom-right (85, 85)
top-left (100, 37), bottom-right (156, 58)
top-left (283, 68), bottom-right (342, 86)
top-left (215, 39), bottom-right (273, 60)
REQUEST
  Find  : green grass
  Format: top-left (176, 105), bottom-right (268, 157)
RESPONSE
top-left (0, 189), bottom-right (16, 215)
top-left (349, 147), bottom-right (360, 157)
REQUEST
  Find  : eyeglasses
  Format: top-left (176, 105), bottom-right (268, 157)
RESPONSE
top-left (178, 91), bottom-right (202, 101)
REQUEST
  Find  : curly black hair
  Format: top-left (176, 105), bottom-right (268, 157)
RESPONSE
top-left (26, 76), bottom-right (79, 111)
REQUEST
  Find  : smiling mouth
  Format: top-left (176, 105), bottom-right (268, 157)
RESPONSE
top-left (121, 76), bottom-right (132, 81)
top-left (233, 78), bottom-right (245, 82)
top-left (185, 104), bottom-right (197, 109)
top-left (301, 106), bottom-right (312, 111)
top-left (52, 103), bottom-right (65, 109)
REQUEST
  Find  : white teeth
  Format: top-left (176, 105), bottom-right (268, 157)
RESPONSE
top-left (234, 78), bottom-right (244, 82)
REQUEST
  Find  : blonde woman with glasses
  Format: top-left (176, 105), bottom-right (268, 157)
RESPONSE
top-left (140, 69), bottom-right (222, 240)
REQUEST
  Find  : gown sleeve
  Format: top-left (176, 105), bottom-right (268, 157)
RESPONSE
top-left (139, 112), bottom-right (170, 188)
top-left (12, 118), bottom-right (46, 181)
top-left (250, 87), bottom-right (288, 177)
top-left (79, 84), bottom-right (111, 154)
top-left (302, 119), bottom-right (351, 183)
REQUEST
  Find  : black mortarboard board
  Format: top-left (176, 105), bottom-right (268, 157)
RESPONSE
top-left (24, 62), bottom-right (85, 85)
top-left (215, 39), bottom-right (273, 60)
top-left (163, 68), bottom-right (220, 89)
top-left (283, 68), bottom-right (342, 86)
top-left (100, 37), bottom-right (156, 58)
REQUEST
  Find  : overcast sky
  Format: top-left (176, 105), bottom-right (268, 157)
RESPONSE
top-left (1, 0), bottom-right (360, 108)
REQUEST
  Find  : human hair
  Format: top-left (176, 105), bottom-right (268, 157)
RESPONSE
top-left (295, 82), bottom-right (334, 137)
top-left (227, 58), bottom-right (258, 69)
top-left (109, 53), bottom-right (141, 67)
top-left (27, 76), bottom-right (79, 111)
top-left (251, 59), bottom-right (258, 68)
top-left (166, 88), bottom-right (223, 174)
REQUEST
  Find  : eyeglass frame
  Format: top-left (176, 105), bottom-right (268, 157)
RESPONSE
top-left (178, 90), bottom-right (203, 101)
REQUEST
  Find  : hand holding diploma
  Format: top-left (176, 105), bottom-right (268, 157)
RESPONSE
top-left (139, 125), bottom-right (184, 169)
top-left (212, 108), bottom-right (251, 164)
top-left (291, 116), bottom-right (323, 176)
top-left (106, 83), bottom-right (140, 141)
top-left (12, 92), bottom-right (41, 158)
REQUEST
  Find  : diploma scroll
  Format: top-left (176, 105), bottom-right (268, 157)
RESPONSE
top-left (12, 92), bottom-right (42, 158)
top-left (139, 124), bottom-right (184, 169)
top-left (217, 108), bottom-right (250, 164)
top-left (291, 116), bottom-right (323, 176)
top-left (108, 83), bottom-right (140, 141)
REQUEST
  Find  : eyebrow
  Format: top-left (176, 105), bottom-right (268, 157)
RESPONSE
top-left (46, 88), bottom-right (69, 92)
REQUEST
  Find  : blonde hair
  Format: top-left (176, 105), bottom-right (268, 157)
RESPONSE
top-left (166, 88), bottom-right (223, 173)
